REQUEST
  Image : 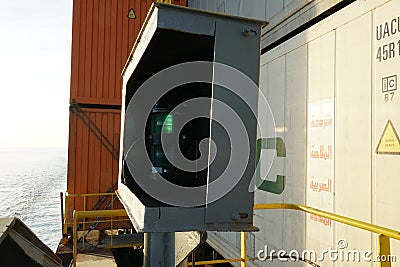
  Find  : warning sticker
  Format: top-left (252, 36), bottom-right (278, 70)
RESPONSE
top-left (128, 8), bottom-right (136, 19)
top-left (376, 120), bottom-right (400, 155)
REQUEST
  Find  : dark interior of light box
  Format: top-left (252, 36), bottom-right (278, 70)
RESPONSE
top-left (123, 29), bottom-right (214, 207)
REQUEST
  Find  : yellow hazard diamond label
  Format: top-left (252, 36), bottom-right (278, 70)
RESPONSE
top-left (128, 8), bottom-right (136, 19)
top-left (376, 120), bottom-right (400, 155)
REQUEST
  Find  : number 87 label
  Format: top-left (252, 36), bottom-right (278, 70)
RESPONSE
top-left (382, 75), bottom-right (397, 102)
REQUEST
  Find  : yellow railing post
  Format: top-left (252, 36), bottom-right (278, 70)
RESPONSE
top-left (241, 232), bottom-right (247, 267)
top-left (83, 195), bottom-right (86, 212)
top-left (378, 234), bottom-right (392, 267)
top-left (63, 192), bottom-right (69, 235)
top-left (82, 196), bottom-right (86, 250)
top-left (187, 203), bottom-right (400, 266)
top-left (111, 195), bottom-right (114, 246)
top-left (111, 213), bottom-right (114, 247)
top-left (73, 210), bottom-right (78, 267)
top-left (72, 209), bottom-right (128, 266)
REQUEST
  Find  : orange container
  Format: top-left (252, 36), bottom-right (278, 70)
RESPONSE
top-left (69, 0), bottom-right (187, 105)
top-left (67, 0), bottom-right (187, 228)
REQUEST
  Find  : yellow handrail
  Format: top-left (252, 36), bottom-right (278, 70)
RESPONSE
top-left (188, 203), bottom-right (398, 266)
top-left (72, 209), bottom-right (131, 267)
top-left (69, 201), bottom-right (398, 267)
top-left (67, 192), bottom-right (116, 197)
top-left (253, 203), bottom-right (397, 267)
top-left (63, 191), bottom-right (118, 235)
top-left (188, 258), bottom-right (243, 265)
top-left (254, 203), bottom-right (400, 240)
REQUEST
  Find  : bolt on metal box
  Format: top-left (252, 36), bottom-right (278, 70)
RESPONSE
top-left (117, 3), bottom-right (266, 232)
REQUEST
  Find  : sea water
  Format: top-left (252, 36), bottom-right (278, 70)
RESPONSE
top-left (0, 147), bottom-right (66, 251)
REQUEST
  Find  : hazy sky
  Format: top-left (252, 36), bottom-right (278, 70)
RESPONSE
top-left (0, 1), bottom-right (72, 148)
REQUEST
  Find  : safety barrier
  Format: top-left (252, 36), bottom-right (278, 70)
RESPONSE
top-left (63, 192), bottom-right (117, 235)
top-left (68, 200), bottom-right (399, 267)
top-left (72, 209), bottom-right (137, 267)
top-left (187, 203), bottom-right (400, 267)
top-left (64, 192), bottom-right (133, 267)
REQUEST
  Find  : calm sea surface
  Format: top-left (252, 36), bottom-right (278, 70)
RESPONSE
top-left (0, 147), bottom-right (66, 251)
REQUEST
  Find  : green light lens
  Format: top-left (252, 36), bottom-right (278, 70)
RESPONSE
top-left (162, 114), bottom-right (173, 133)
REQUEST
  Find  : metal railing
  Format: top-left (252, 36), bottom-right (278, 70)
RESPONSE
top-left (64, 192), bottom-right (133, 267)
top-left (187, 203), bottom-right (400, 267)
top-left (72, 209), bottom-right (136, 267)
top-left (67, 199), bottom-right (399, 267)
top-left (63, 192), bottom-right (120, 235)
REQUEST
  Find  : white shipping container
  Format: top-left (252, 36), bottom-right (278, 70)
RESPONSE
top-left (208, 0), bottom-right (400, 266)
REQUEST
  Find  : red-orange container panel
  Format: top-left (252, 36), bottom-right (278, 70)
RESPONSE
top-left (69, 0), bottom-right (187, 105)
top-left (66, 109), bottom-right (124, 222)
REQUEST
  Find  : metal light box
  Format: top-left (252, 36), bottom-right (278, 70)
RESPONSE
top-left (117, 3), bottom-right (265, 232)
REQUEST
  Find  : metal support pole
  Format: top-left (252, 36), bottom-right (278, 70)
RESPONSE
top-left (144, 232), bottom-right (175, 267)
top-left (60, 192), bottom-right (64, 237)
top-left (241, 232), bottom-right (247, 267)
top-left (73, 211), bottom-right (78, 267)
top-left (378, 234), bottom-right (392, 267)
top-left (63, 192), bottom-right (69, 235)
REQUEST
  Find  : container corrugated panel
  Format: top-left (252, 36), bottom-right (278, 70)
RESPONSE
top-left (66, 109), bottom-right (126, 226)
top-left (70, 0), bottom-right (187, 105)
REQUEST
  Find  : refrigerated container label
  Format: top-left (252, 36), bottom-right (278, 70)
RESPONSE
top-left (375, 17), bottom-right (400, 62)
top-left (376, 120), bottom-right (400, 155)
top-left (376, 41), bottom-right (400, 62)
top-left (376, 17), bottom-right (400, 40)
top-left (373, 8), bottom-right (400, 107)
top-left (381, 75), bottom-right (397, 102)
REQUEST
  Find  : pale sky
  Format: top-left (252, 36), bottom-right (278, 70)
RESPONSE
top-left (0, 1), bottom-right (72, 148)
